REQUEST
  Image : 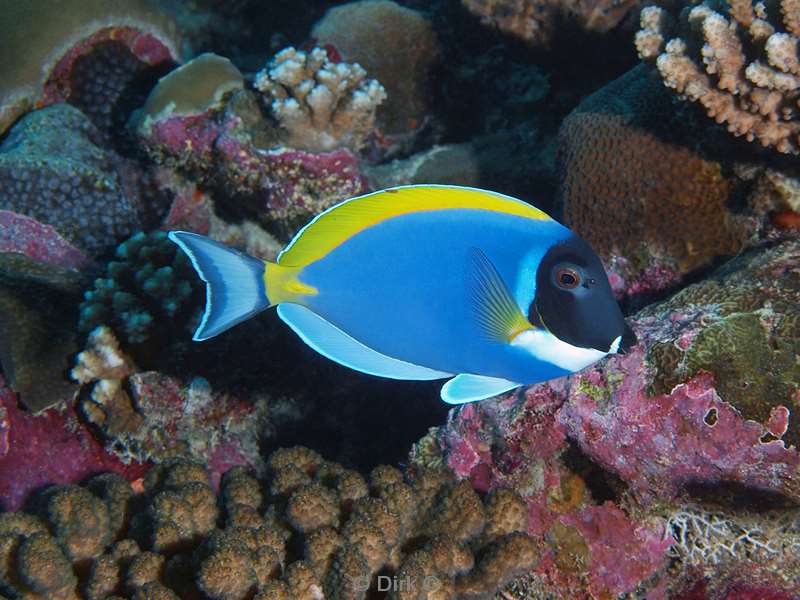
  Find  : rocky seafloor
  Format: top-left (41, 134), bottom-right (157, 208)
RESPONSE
top-left (0, 0), bottom-right (799, 598)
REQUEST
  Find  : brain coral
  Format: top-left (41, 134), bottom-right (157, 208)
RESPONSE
top-left (0, 448), bottom-right (541, 600)
top-left (637, 0), bottom-right (800, 154)
top-left (558, 65), bottom-right (758, 287)
top-left (0, 104), bottom-right (162, 255)
top-left (461, 0), bottom-right (641, 47)
top-left (0, 0), bottom-right (179, 135)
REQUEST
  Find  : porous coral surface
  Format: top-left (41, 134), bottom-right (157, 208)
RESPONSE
top-left (0, 105), bottom-right (156, 255)
top-left (559, 66), bottom-right (761, 294)
top-left (637, 0), bottom-right (800, 153)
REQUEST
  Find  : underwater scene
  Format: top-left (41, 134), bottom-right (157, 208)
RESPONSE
top-left (0, 0), bottom-right (799, 598)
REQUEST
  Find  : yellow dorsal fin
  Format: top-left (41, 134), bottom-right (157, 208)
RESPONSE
top-left (277, 184), bottom-right (551, 267)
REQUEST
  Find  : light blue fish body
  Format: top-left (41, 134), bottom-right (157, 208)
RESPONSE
top-left (297, 208), bottom-right (571, 384)
top-left (169, 185), bottom-right (635, 404)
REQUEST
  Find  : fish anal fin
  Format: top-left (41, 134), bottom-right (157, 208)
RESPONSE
top-left (441, 374), bottom-right (521, 404)
top-left (277, 304), bottom-right (452, 381)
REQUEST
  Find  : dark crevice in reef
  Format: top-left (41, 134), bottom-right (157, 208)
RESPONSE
top-left (683, 480), bottom-right (798, 511)
top-left (561, 439), bottom-right (628, 504)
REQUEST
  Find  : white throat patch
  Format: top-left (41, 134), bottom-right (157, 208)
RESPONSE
top-left (511, 329), bottom-right (613, 372)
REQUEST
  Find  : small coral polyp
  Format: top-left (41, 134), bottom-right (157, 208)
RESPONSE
top-left (637, 0), bottom-right (800, 154)
top-left (255, 46), bottom-right (387, 153)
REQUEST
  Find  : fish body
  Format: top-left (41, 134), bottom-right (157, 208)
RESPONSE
top-left (170, 185), bottom-right (635, 403)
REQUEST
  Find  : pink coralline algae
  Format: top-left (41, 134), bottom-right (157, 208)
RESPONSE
top-left (137, 59), bottom-right (366, 228)
top-left (428, 385), bottom-right (671, 598)
top-left (560, 367), bottom-right (800, 503)
top-left (0, 376), bottom-right (148, 511)
top-left (420, 240), bottom-right (800, 597)
top-left (0, 209), bottom-right (91, 270)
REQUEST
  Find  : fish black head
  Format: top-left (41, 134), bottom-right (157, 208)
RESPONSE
top-left (530, 235), bottom-right (636, 354)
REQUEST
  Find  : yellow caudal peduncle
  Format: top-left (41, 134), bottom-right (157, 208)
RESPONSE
top-left (264, 262), bottom-right (318, 306)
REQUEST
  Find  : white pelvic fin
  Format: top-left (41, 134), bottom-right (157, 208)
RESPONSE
top-left (440, 373), bottom-right (521, 404)
top-left (278, 303), bottom-right (452, 380)
top-left (169, 231), bottom-right (269, 341)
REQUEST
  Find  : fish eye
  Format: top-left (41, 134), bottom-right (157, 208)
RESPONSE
top-left (555, 267), bottom-right (580, 289)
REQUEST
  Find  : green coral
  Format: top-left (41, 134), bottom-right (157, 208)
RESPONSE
top-left (643, 241), bottom-right (800, 446)
top-left (78, 231), bottom-right (200, 345)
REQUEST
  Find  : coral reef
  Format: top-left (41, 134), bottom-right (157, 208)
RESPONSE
top-left (637, 0), bottom-right (800, 154)
top-left (137, 63), bottom-right (366, 230)
top-left (78, 231), bottom-right (199, 345)
top-left (424, 383), bottom-right (672, 598)
top-left (0, 0), bottom-right (179, 135)
top-left (0, 376), bottom-right (149, 512)
top-left (558, 65), bottom-right (761, 293)
top-left (0, 253), bottom-right (85, 412)
top-left (0, 104), bottom-right (161, 255)
top-left (421, 239), bottom-right (800, 596)
top-left (0, 448), bottom-right (542, 599)
top-left (461, 0), bottom-right (641, 47)
top-left (139, 53), bottom-right (243, 127)
top-left (255, 46), bottom-right (386, 153)
top-left (312, 0), bottom-right (441, 138)
top-left (73, 327), bottom-right (265, 480)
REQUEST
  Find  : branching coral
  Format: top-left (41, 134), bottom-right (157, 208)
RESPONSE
top-left (0, 448), bottom-right (541, 600)
top-left (637, 0), bottom-right (800, 153)
top-left (311, 0), bottom-right (440, 136)
top-left (255, 47), bottom-right (386, 153)
top-left (462, 0), bottom-right (640, 47)
top-left (78, 231), bottom-right (199, 345)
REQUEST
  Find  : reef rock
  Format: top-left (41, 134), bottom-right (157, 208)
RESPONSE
top-left (0, 377), bottom-right (148, 511)
top-left (137, 58), bottom-right (366, 232)
top-left (0, 253), bottom-right (85, 412)
top-left (0, 0), bottom-right (179, 135)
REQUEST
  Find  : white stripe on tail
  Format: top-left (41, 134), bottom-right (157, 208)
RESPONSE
top-left (169, 231), bottom-right (270, 341)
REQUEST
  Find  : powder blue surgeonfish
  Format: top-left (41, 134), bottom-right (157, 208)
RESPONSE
top-left (169, 185), bottom-right (636, 404)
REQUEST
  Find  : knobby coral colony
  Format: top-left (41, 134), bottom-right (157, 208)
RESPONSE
top-left (0, 447), bottom-right (541, 600)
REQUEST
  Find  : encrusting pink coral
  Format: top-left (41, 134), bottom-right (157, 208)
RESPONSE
top-left (0, 376), bottom-right (148, 512)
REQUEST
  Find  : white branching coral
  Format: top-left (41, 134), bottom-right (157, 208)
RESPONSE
top-left (668, 504), bottom-right (800, 566)
top-left (255, 46), bottom-right (387, 153)
top-left (636, 0), bottom-right (800, 154)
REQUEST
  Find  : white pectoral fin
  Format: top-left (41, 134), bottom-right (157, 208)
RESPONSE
top-left (440, 374), bottom-right (521, 404)
top-left (278, 303), bottom-right (453, 380)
